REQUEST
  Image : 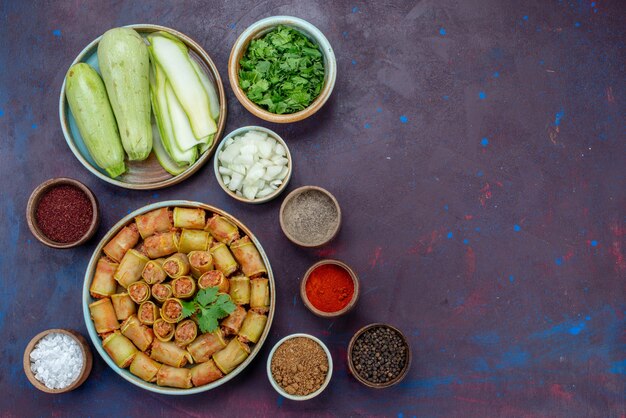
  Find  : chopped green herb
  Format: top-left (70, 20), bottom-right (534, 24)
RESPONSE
top-left (238, 25), bottom-right (325, 114)
top-left (181, 287), bottom-right (236, 333)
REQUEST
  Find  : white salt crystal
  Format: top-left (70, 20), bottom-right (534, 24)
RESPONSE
top-left (29, 332), bottom-right (84, 389)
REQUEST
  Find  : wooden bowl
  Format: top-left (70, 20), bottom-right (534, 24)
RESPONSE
top-left (26, 177), bottom-right (100, 249)
top-left (59, 24), bottom-right (227, 190)
top-left (266, 333), bottom-right (333, 401)
top-left (23, 329), bottom-right (93, 393)
top-left (279, 186), bottom-right (341, 248)
top-left (228, 16), bottom-right (337, 123)
top-left (347, 323), bottom-right (411, 389)
top-left (213, 126), bottom-right (293, 204)
top-left (300, 259), bottom-right (359, 318)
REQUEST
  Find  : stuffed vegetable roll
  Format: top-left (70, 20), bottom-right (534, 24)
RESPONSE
top-left (221, 305), bottom-right (247, 335)
top-left (153, 318), bottom-right (175, 342)
top-left (150, 339), bottom-right (193, 367)
top-left (198, 270), bottom-right (229, 293)
top-left (250, 278), bottom-right (270, 313)
top-left (210, 243), bottom-right (238, 276)
top-left (115, 249), bottom-right (149, 288)
top-left (191, 359), bottom-right (223, 386)
top-left (90, 257), bottom-right (119, 298)
top-left (163, 253), bottom-right (191, 279)
top-left (152, 282), bottom-right (172, 303)
top-left (89, 298), bottom-right (120, 334)
top-left (238, 310), bottom-right (268, 344)
top-left (144, 231), bottom-right (179, 259)
top-left (157, 365), bottom-right (192, 389)
top-left (186, 330), bottom-right (227, 363)
top-left (111, 292), bottom-right (136, 321)
top-left (130, 352), bottom-right (161, 383)
top-left (103, 224), bottom-right (140, 262)
top-left (173, 207), bottom-right (205, 229)
top-left (135, 207), bottom-right (172, 239)
top-left (128, 281), bottom-right (151, 304)
top-left (230, 236), bottom-right (267, 278)
top-left (174, 319), bottom-right (198, 347)
top-left (161, 298), bottom-right (184, 323)
top-left (229, 275), bottom-right (250, 305)
top-left (142, 258), bottom-right (167, 285)
top-left (121, 314), bottom-right (154, 351)
top-left (178, 229), bottom-right (212, 253)
top-left (103, 331), bottom-right (138, 368)
top-left (205, 214), bottom-right (239, 244)
top-left (172, 276), bottom-right (196, 299)
top-left (213, 338), bottom-right (249, 375)
top-left (188, 251), bottom-right (213, 278)
top-left (138, 301), bottom-right (158, 325)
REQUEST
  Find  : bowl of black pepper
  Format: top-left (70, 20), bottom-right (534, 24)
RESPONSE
top-left (26, 178), bottom-right (100, 249)
top-left (348, 323), bottom-right (411, 388)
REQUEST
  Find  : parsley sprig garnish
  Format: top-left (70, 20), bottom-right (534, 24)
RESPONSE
top-left (238, 25), bottom-right (325, 114)
top-left (181, 287), bottom-right (236, 333)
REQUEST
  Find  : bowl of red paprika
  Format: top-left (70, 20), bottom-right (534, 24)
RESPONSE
top-left (27, 177), bottom-right (100, 249)
top-left (300, 259), bottom-right (359, 318)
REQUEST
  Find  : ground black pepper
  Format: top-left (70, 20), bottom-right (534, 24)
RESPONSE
top-left (35, 185), bottom-right (93, 243)
top-left (351, 326), bottom-right (408, 385)
top-left (282, 190), bottom-right (338, 245)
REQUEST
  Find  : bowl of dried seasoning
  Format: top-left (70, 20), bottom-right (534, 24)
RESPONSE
top-left (267, 334), bottom-right (333, 400)
top-left (26, 178), bottom-right (100, 249)
top-left (300, 259), bottom-right (359, 318)
top-left (347, 324), bottom-right (411, 388)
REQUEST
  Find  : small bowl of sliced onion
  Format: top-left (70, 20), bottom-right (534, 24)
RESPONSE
top-left (214, 126), bottom-right (292, 203)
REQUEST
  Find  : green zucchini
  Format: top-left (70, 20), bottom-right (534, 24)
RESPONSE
top-left (165, 81), bottom-right (203, 151)
top-left (189, 58), bottom-right (220, 121)
top-left (151, 123), bottom-right (188, 176)
top-left (147, 32), bottom-right (216, 140)
top-left (98, 27), bottom-right (152, 161)
top-left (65, 63), bottom-right (126, 178)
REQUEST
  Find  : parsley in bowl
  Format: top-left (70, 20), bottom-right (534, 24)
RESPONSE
top-left (228, 16), bottom-right (337, 123)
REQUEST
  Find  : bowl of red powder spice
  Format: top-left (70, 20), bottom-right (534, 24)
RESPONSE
top-left (300, 259), bottom-right (359, 318)
top-left (27, 178), bottom-right (100, 249)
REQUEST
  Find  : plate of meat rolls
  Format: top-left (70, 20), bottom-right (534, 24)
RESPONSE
top-left (82, 201), bottom-right (274, 394)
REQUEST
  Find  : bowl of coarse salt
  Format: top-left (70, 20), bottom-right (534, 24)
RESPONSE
top-left (214, 126), bottom-right (292, 203)
top-left (23, 329), bottom-right (92, 393)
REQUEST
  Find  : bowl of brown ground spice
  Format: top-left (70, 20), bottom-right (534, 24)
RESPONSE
top-left (26, 178), bottom-right (100, 249)
top-left (267, 333), bottom-right (333, 400)
top-left (279, 186), bottom-right (341, 248)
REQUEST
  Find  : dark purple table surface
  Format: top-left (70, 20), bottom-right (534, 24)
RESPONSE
top-left (1, 0), bottom-right (624, 416)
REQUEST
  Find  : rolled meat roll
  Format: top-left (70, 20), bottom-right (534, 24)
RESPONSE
top-left (130, 352), bottom-right (162, 383)
top-left (198, 270), bottom-right (229, 293)
top-left (137, 301), bottom-right (158, 325)
top-left (191, 359), bottom-right (223, 386)
top-left (103, 331), bottom-right (137, 368)
top-left (205, 214), bottom-right (239, 244)
top-left (142, 258), bottom-right (167, 285)
top-left (150, 339), bottom-right (193, 367)
top-left (103, 223), bottom-right (140, 262)
top-left (229, 275), bottom-right (250, 305)
top-left (110, 293), bottom-right (136, 321)
top-left (174, 319), bottom-right (198, 347)
top-left (230, 236), bottom-right (267, 278)
top-left (188, 251), bottom-right (213, 278)
top-left (161, 298), bottom-right (184, 324)
top-left (172, 276), bottom-right (196, 299)
top-left (250, 278), bottom-right (270, 313)
top-left (151, 283), bottom-right (172, 303)
top-left (178, 229), bottom-right (212, 253)
top-left (144, 231), bottom-right (178, 259)
top-left (221, 305), bottom-right (247, 335)
top-left (238, 310), bottom-right (268, 344)
top-left (210, 243), bottom-right (238, 276)
top-left (153, 318), bottom-right (175, 342)
top-left (127, 281), bottom-right (151, 304)
top-left (114, 249), bottom-right (149, 288)
top-left (135, 207), bottom-right (172, 239)
top-left (157, 365), bottom-right (192, 389)
top-left (89, 298), bottom-right (119, 334)
top-left (186, 330), bottom-right (227, 363)
top-left (173, 207), bottom-right (206, 229)
top-left (212, 338), bottom-right (250, 375)
top-left (163, 253), bottom-right (191, 279)
top-left (90, 257), bottom-right (119, 298)
top-left (121, 314), bottom-right (154, 351)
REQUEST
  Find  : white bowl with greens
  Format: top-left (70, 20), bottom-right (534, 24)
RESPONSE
top-left (59, 24), bottom-right (226, 190)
